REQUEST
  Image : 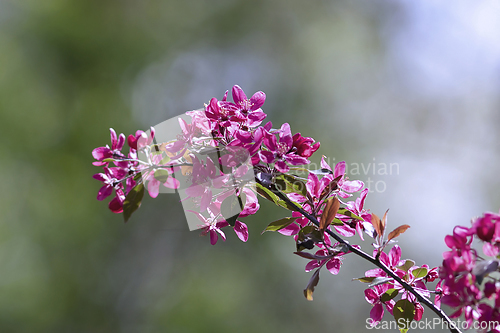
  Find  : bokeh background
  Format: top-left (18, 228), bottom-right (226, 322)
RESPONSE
top-left (1, 0), bottom-right (500, 332)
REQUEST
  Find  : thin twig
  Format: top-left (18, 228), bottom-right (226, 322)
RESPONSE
top-left (263, 181), bottom-right (461, 333)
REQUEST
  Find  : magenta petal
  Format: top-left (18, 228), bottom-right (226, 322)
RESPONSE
top-left (326, 258), bottom-right (341, 275)
top-left (484, 242), bottom-right (499, 257)
top-left (264, 132), bottom-right (278, 151)
top-left (285, 154), bottom-right (309, 165)
top-left (287, 192), bottom-right (306, 203)
top-left (334, 224), bottom-right (355, 237)
top-left (93, 173), bottom-right (106, 182)
top-left (247, 111), bottom-right (266, 123)
top-left (258, 150), bottom-right (275, 164)
top-left (109, 128), bottom-right (118, 148)
top-left (305, 260), bottom-right (319, 272)
top-left (127, 135), bottom-right (137, 150)
top-left (216, 220), bottom-right (230, 229)
top-left (92, 147), bottom-right (111, 160)
top-left (320, 155), bottom-right (332, 171)
top-left (441, 295), bottom-right (462, 308)
top-left (249, 91), bottom-right (266, 110)
top-left (364, 288), bottom-right (379, 304)
top-left (163, 177), bottom-right (180, 189)
top-left (216, 226), bottom-right (227, 242)
top-left (234, 221), bottom-right (249, 242)
top-left (370, 303), bottom-right (384, 326)
top-left (148, 178), bottom-right (160, 198)
top-left (232, 85), bottom-right (247, 104)
top-left (275, 160), bottom-right (290, 173)
top-left (277, 223), bottom-right (300, 236)
top-left (358, 188), bottom-right (369, 210)
top-left (209, 229), bottom-right (219, 245)
top-left (108, 196), bottom-right (124, 213)
top-left (149, 126), bottom-right (155, 144)
top-left (108, 167), bottom-right (127, 180)
top-left (117, 133), bottom-right (125, 150)
top-left (200, 189), bottom-right (212, 212)
top-left (341, 180), bottom-right (364, 193)
top-left (334, 161), bottom-right (346, 179)
top-left (389, 245), bottom-right (402, 267)
top-left (338, 191), bottom-right (351, 199)
top-left (97, 185), bottom-right (113, 201)
top-left (444, 235), bottom-right (458, 249)
top-left (414, 303), bottom-right (424, 321)
top-left (365, 268), bottom-right (385, 277)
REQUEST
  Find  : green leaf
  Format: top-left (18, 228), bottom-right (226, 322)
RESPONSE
top-left (220, 195), bottom-right (243, 227)
top-left (368, 277), bottom-right (394, 288)
top-left (102, 158), bottom-right (115, 162)
top-left (330, 218), bottom-right (345, 226)
top-left (337, 208), bottom-right (364, 221)
top-left (154, 169), bottom-right (171, 182)
top-left (393, 299), bottom-right (415, 333)
top-left (411, 267), bottom-right (428, 279)
top-left (123, 183), bottom-right (145, 223)
top-left (275, 174), bottom-right (308, 197)
top-left (380, 288), bottom-right (399, 303)
top-left (352, 276), bottom-right (376, 283)
top-left (262, 217), bottom-right (298, 234)
top-left (255, 182), bottom-right (300, 211)
top-left (396, 260), bottom-right (415, 272)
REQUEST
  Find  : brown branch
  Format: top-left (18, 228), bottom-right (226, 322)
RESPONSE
top-left (264, 182), bottom-right (461, 333)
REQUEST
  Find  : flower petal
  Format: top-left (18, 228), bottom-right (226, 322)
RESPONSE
top-left (148, 178), bottom-right (160, 198)
top-left (92, 147), bottom-right (111, 160)
top-left (232, 85), bottom-right (247, 104)
top-left (249, 91), bottom-right (266, 111)
top-left (326, 258), bottom-right (341, 275)
top-left (369, 303), bottom-right (384, 326)
top-left (234, 221), bottom-right (249, 242)
top-left (97, 185), bottom-right (113, 201)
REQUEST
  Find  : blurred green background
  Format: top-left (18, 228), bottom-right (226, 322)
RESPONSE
top-left (1, 0), bottom-right (499, 332)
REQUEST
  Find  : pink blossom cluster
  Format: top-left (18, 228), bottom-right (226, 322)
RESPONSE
top-left (92, 84), bottom-right (500, 333)
top-left (92, 126), bottom-right (179, 213)
top-left (438, 211), bottom-right (500, 331)
top-left (363, 244), bottom-right (439, 327)
top-left (92, 85), bottom-right (323, 244)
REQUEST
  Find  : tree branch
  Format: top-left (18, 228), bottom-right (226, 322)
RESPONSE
top-left (263, 182), bottom-right (461, 333)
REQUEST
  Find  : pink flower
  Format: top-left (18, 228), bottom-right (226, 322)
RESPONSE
top-left (92, 128), bottom-right (126, 166)
top-left (93, 167), bottom-right (128, 214)
top-left (93, 167), bottom-right (127, 201)
top-left (332, 161), bottom-right (364, 198)
top-left (127, 127), bottom-right (155, 150)
top-left (344, 187), bottom-right (371, 240)
top-left (291, 133), bottom-right (320, 158)
top-left (188, 209), bottom-right (230, 245)
top-left (231, 85), bottom-right (266, 114)
top-left (259, 123), bottom-right (309, 172)
top-left (304, 245), bottom-right (344, 275)
top-left (365, 284), bottom-right (395, 327)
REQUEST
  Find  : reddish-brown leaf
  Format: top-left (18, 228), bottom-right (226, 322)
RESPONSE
top-left (371, 213), bottom-right (383, 238)
top-left (387, 224), bottom-right (411, 241)
top-left (303, 268), bottom-right (320, 301)
top-left (381, 209), bottom-right (389, 237)
top-left (320, 197), bottom-right (340, 232)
